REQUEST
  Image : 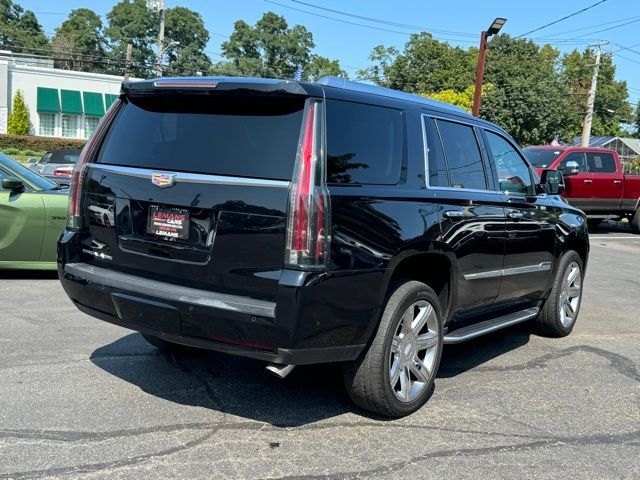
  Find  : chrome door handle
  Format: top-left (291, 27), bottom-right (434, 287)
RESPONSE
top-left (583, 179), bottom-right (593, 184)
top-left (506, 211), bottom-right (524, 220)
top-left (613, 180), bottom-right (622, 184)
top-left (443, 210), bottom-right (466, 219)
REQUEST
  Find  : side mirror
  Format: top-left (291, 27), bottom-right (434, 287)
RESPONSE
top-left (2, 176), bottom-right (25, 192)
top-left (562, 160), bottom-right (580, 177)
top-left (539, 169), bottom-right (565, 195)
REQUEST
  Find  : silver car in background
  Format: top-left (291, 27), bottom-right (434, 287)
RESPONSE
top-left (28, 149), bottom-right (81, 186)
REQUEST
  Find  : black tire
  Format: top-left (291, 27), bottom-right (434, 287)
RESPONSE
top-left (534, 250), bottom-right (584, 337)
top-left (587, 218), bottom-right (602, 230)
top-left (631, 210), bottom-right (640, 234)
top-left (342, 280), bottom-right (444, 418)
top-left (141, 333), bottom-right (191, 353)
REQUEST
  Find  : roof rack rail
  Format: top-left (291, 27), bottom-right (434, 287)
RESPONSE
top-left (317, 76), bottom-right (468, 115)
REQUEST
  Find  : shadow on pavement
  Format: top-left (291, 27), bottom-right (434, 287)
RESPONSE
top-left (0, 270), bottom-right (58, 280)
top-left (90, 323), bottom-right (531, 424)
top-left (589, 219), bottom-right (633, 235)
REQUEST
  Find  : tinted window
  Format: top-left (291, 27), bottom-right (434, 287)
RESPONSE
top-left (51, 150), bottom-right (80, 165)
top-left (423, 117), bottom-right (448, 187)
top-left (97, 94), bottom-right (305, 180)
top-left (558, 152), bottom-right (587, 174)
top-left (522, 148), bottom-right (562, 168)
top-left (435, 120), bottom-right (486, 190)
top-left (485, 131), bottom-right (534, 195)
top-left (326, 100), bottom-right (402, 185)
top-left (587, 152), bottom-right (616, 173)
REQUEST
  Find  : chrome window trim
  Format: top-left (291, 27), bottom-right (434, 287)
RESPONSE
top-left (464, 261), bottom-right (552, 280)
top-left (65, 263), bottom-right (276, 318)
top-left (89, 164), bottom-right (290, 189)
top-left (420, 113), bottom-right (499, 195)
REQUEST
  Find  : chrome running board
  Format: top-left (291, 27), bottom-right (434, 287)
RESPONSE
top-left (443, 307), bottom-right (539, 344)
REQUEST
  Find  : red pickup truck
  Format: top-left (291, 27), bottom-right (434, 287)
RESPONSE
top-left (523, 146), bottom-right (640, 232)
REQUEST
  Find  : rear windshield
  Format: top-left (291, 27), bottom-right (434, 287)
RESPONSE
top-left (50, 150), bottom-right (80, 164)
top-left (522, 148), bottom-right (562, 168)
top-left (96, 94), bottom-right (305, 180)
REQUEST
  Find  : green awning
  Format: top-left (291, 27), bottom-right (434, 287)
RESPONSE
top-left (105, 94), bottom-right (119, 110)
top-left (83, 92), bottom-right (105, 117)
top-left (37, 87), bottom-right (60, 113)
top-left (61, 89), bottom-right (83, 115)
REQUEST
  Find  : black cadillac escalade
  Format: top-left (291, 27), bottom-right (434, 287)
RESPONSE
top-left (58, 76), bottom-right (589, 417)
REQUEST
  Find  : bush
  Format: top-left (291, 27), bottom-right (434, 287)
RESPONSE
top-left (8, 90), bottom-right (31, 135)
top-left (0, 134), bottom-right (85, 152)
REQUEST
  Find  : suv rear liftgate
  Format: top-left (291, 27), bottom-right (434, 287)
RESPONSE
top-left (58, 78), bottom-right (355, 365)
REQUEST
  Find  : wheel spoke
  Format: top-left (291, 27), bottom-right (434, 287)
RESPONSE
top-left (411, 304), bottom-right (432, 335)
top-left (401, 311), bottom-right (413, 334)
top-left (567, 266), bottom-right (579, 285)
top-left (391, 336), bottom-right (402, 354)
top-left (567, 285), bottom-right (581, 297)
top-left (389, 358), bottom-right (401, 387)
top-left (564, 301), bottom-right (575, 318)
top-left (409, 361), bottom-right (430, 383)
top-left (416, 332), bottom-right (438, 351)
top-left (399, 367), bottom-right (411, 400)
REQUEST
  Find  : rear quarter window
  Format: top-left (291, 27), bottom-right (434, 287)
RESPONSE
top-left (325, 100), bottom-right (403, 185)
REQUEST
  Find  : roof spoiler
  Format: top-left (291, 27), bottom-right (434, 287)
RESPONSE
top-left (122, 76), bottom-right (319, 96)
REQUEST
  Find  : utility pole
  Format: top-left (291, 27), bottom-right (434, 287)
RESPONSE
top-left (581, 44), bottom-right (604, 147)
top-left (472, 18), bottom-right (507, 117)
top-left (124, 43), bottom-right (132, 81)
top-left (156, 0), bottom-right (166, 78)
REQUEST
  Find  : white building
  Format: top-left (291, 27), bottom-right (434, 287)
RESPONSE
top-left (0, 51), bottom-right (133, 140)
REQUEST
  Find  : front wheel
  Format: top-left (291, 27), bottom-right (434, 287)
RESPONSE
top-left (534, 250), bottom-right (584, 337)
top-left (343, 280), bottom-right (443, 417)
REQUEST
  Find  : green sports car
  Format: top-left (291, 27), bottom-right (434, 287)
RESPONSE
top-left (0, 152), bottom-right (69, 270)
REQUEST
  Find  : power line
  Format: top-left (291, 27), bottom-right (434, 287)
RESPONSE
top-left (572, 17), bottom-right (640, 39)
top-left (289, 0), bottom-right (477, 38)
top-left (534, 15), bottom-right (640, 39)
top-left (515, 0), bottom-right (608, 38)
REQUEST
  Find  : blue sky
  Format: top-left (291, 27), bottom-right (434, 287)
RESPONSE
top-left (18, 0), bottom-right (640, 105)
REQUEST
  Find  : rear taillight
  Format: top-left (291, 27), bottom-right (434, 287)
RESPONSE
top-left (68, 99), bottom-right (121, 229)
top-left (285, 100), bottom-right (331, 269)
top-left (53, 168), bottom-right (72, 177)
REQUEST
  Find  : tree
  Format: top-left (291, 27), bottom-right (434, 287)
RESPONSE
top-left (105, 0), bottom-right (158, 77)
top-left (52, 8), bottom-right (106, 72)
top-left (423, 86), bottom-right (476, 112)
top-left (358, 33), bottom-right (476, 93)
top-left (164, 7), bottom-right (211, 76)
top-left (0, 0), bottom-right (49, 54)
top-left (304, 55), bottom-right (347, 81)
top-left (633, 101), bottom-right (640, 139)
top-left (8, 90), bottom-right (30, 135)
top-left (218, 12), bottom-right (343, 79)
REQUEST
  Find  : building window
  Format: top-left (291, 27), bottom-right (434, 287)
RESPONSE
top-left (84, 116), bottom-right (99, 138)
top-left (39, 113), bottom-right (56, 136)
top-left (61, 115), bottom-right (80, 138)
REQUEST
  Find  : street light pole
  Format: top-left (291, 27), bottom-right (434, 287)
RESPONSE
top-left (472, 18), bottom-right (507, 117)
top-left (472, 31), bottom-right (488, 117)
top-left (581, 44), bottom-right (604, 147)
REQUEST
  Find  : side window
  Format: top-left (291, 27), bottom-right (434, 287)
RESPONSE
top-left (587, 152), bottom-right (616, 173)
top-left (485, 131), bottom-right (534, 195)
top-left (435, 119), bottom-right (487, 190)
top-left (423, 117), bottom-right (448, 187)
top-left (40, 153), bottom-right (52, 165)
top-left (558, 153), bottom-right (587, 174)
top-left (326, 100), bottom-right (403, 185)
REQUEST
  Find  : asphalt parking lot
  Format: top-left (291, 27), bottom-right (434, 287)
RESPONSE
top-left (1, 223), bottom-right (638, 480)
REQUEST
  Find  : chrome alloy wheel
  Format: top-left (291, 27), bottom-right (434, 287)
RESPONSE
top-left (389, 301), bottom-right (439, 402)
top-left (559, 261), bottom-right (582, 328)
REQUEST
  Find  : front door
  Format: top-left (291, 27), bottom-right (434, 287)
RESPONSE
top-left (558, 152), bottom-right (593, 212)
top-left (585, 151), bottom-right (622, 213)
top-left (482, 130), bottom-right (556, 314)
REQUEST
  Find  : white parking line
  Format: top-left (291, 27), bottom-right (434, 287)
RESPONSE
top-left (590, 236), bottom-right (640, 240)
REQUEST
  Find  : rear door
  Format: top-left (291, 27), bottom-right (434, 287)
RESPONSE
top-left (82, 91), bottom-right (308, 326)
top-left (483, 130), bottom-right (556, 312)
top-left (586, 151), bottom-right (622, 212)
top-left (557, 152), bottom-right (592, 210)
top-left (423, 115), bottom-right (506, 325)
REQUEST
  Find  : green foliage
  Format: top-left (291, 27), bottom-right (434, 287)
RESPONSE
top-left (423, 86), bottom-right (475, 112)
top-left (52, 8), bottom-right (106, 72)
top-left (0, 0), bottom-right (50, 54)
top-left (0, 133), bottom-right (85, 152)
top-left (164, 7), bottom-right (211, 76)
top-left (633, 101), bottom-right (640, 139)
top-left (217, 12), bottom-right (344, 79)
top-left (7, 90), bottom-right (30, 135)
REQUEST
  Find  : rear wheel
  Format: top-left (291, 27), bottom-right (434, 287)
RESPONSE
top-left (534, 250), bottom-right (584, 337)
top-left (343, 280), bottom-right (443, 417)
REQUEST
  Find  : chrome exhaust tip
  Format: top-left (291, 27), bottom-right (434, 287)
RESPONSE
top-left (265, 363), bottom-right (296, 379)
